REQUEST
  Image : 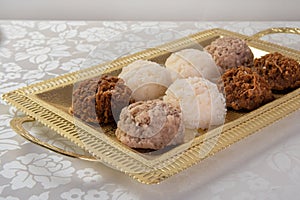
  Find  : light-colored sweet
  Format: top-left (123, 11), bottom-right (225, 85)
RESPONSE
top-left (119, 60), bottom-right (172, 101)
top-left (165, 49), bottom-right (221, 82)
top-left (163, 77), bottom-right (226, 129)
top-left (116, 99), bottom-right (184, 150)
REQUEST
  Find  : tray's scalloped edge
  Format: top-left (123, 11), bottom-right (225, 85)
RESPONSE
top-left (2, 28), bottom-right (300, 184)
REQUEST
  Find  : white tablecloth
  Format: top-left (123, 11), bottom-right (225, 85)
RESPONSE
top-left (0, 21), bottom-right (300, 200)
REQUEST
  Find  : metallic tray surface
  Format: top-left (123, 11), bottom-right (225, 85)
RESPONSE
top-left (3, 28), bottom-right (300, 184)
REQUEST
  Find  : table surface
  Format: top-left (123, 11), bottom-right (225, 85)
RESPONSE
top-left (0, 21), bottom-right (300, 200)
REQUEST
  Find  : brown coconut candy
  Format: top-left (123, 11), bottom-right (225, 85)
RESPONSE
top-left (71, 77), bottom-right (99, 124)
top-left (205, 37), bottom-right (254, 71)
top-left (95, 75), bottom-right (134, 124)
top-left (254, 52), bottom-right (300, 91)
top-left (221, 66), bottom-right (274, 111)
top-left (71, 75), bottom-right (134, 125)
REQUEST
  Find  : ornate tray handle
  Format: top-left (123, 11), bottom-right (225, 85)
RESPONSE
top-left (251, 27), bottom-right (300, 39)
top-left (10, 116), bottom-right (97, 161)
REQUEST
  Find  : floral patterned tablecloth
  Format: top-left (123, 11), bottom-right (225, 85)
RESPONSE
top-left (0, 21), bottom-right (300, 200)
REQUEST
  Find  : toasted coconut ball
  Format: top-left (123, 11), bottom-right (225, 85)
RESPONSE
top-left (205, 37), bottom-right (254, 71)
top-left (253, 52), bottom-right (300, 90)
top-left (95, 75), bottom-right (134, 124)
top-left (163, 77), bottom-right (226, 129)
top-left (71, 77), bottom-right (99, 124)
top-left (222, 66), bottom-right (274, 111)
top-left (71, 75), bottom-right (133, 125)
top-left (116, 99), bottom-right (184, 150)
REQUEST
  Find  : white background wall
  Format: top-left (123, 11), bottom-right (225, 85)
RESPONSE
top-left (0, 0), bottom-right (299, 20)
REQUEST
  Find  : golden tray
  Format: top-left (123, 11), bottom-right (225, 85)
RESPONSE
top-left (3, 27), bottom-right (300, 184)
